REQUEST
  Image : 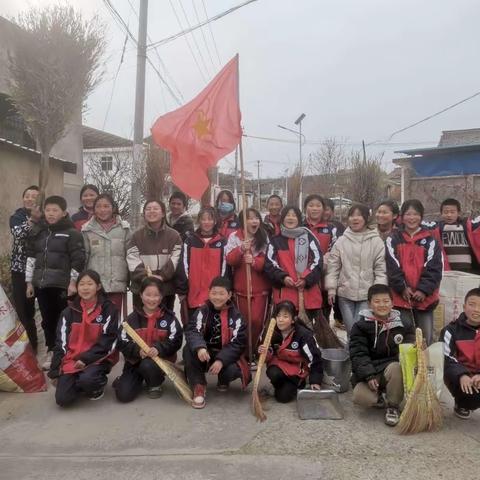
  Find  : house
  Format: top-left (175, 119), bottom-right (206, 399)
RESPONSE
top-left (0, 16), bottom-right (83, 210)
top-left (394, 128), bottom-right (480, 218)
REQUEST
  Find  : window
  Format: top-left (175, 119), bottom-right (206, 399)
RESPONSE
top-left (101, 156), bottom-right (113, 172)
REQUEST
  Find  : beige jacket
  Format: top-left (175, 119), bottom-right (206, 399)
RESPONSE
top-left (325, 227), bottom-right (387, 301)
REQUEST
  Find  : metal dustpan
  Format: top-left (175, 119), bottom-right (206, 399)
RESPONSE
top-left (297, 389), bottom-right (344, 420)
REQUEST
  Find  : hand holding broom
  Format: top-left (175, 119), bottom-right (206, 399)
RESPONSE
top-left (252, 317), bottom-right (277, 421)
top-left (122, 322), bottom-right (193, 404)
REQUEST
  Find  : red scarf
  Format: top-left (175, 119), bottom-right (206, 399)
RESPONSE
top-left (144, 309), bottom-right (163, 346)
top-left (76, 298), bottom-right (102, 359)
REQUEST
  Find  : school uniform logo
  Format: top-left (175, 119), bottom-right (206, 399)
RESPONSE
top-left (215, 242), bottom-right (222, 247)
top-left (291, 341), bottom-right (299, 349)
top-left (160, 320), bottom-right (167, 327)
top-left (394, 334), bottom-right (404, 345)
top-left (95, 315), bottom-right (103, 323)
top-left (229, 318), bottom-right (234, 326)
top-left (420, 239), bottom-right (427, 245)
top-left (322, 228), bottom-right (329, 233)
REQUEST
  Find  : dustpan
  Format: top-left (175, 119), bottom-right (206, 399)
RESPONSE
top-left (297, 389), bottom-right (344, 420)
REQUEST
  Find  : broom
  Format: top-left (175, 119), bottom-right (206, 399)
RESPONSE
top-left (297, 281), bottom-right (314, 330)
top-left (122, 322), bottom-right (193, 404)
top-left (397, 328), bottom-right (443, 434)
top-left (313, 313), bottom-right (344, 349)
top-left (251, 317), bottom-right (277, 422)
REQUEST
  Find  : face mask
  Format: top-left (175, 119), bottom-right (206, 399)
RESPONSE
top-left (218, 202), bottom-right (234, 215)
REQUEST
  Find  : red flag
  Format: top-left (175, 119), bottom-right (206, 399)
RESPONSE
top-left (151, 55), bottom-right (241, 200)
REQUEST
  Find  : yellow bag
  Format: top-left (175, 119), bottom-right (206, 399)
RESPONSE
top-left (399, 343), bottom-right (417, 395)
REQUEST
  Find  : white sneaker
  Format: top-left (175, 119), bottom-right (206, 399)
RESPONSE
top-left (42, 351), bottom-right (53, 371)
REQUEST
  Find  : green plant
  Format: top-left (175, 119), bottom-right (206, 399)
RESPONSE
top-left (0, 254), bottom-right (13, 303)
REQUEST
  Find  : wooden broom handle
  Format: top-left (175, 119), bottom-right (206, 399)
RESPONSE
top-left (252, 317), bottom-right (276, 391)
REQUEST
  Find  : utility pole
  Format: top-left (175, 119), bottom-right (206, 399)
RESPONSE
top-left (295, 113), bottom-right (306, 207)
top-left (131, 0), bottom-right (149, 227)
top-left (256, 160), bottom-right (261, 210)
top-left (362, 139), bottom-right (367, 162)
top-left (284, 168), bottom-right (289, 204)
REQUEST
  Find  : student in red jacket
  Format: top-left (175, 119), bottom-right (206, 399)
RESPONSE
top-left (264, 194), bottom-right (283, 237)
top-left (441, 288), bottom-right (480, 419)
top-left (226, 208), bottom-right (271, 360)
top-left (259, 301), bottom-right (322, 403)
top-left (48, 270), bottom-right (119, 406)
top-left (115, 277), bottom-right (183, 402)
top-left (385, 199), bottom-right (443, 345)
top-left (71, 184), bottom-right (99, 231)
top-left (265, 205), bottom-right (323, 324)
top-left (177, 206), bottom-right (229, 323)
top-left (215, 190), bottom-right (239, 238)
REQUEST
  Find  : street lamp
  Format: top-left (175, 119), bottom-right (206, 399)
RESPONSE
top-left (278, 113), bottom-right (306, 206)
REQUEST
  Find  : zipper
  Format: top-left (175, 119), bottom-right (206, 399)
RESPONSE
top-left (40, 228), bottom-right (52, 287)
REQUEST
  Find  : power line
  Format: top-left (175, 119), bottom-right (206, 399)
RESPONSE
top-left (168, 0), bottom-right (208, 82)
top-left (177, 0), bottom-right (211, 77)
top-left (368, 89), bottom-right (480, 145)
top-left (147, 0), bottom-right (258, 50)
top-left (201, 0), bottom-right (222, 66)
top-left (126, 0), bottom-right (185, 103)
top-left (191, 0), bottom-right (216, 71)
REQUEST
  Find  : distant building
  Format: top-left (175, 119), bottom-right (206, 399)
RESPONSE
top-left (394, 128), bottom-right (480, 217)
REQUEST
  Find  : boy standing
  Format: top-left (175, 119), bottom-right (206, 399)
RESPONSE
top-left (183, 276), bottom-right (250, 409)
top-left (350, 284), bottom-right (415, 426)
top-left (441, 288), bottom-right (480, 419)
top-left (25, 196), bottom-right (85, 369)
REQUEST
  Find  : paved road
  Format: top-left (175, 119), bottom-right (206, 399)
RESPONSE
top-left (1, 365), bottom-right (479, 480)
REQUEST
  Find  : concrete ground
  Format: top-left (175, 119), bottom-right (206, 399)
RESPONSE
top-left (1, 305), bottom-right (479, 480)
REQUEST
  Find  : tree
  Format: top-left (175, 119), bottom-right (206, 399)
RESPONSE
top-left (84, 149), bottom-right (133, 219)
top-left (8, 6), bottom-right (105, 204)
top-left (310, 137), bottom-right (347, 197)
top-left (347, 151), bottom-right (386, 208)
top-left (287, 164), bottom-right (302, 206)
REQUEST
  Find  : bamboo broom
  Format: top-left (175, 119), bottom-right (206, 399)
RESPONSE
top-left (122, 322), bottom-right (193, 404)
top-left (397, 328), bottom-right (443, 434)
top-left (297, 280), bottom-right (313, 330)
top-left (251, 317), bottom-right (277, 421)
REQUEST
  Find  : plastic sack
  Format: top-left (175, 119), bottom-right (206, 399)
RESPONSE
top-left (0, 285), bottom-right (47, 392)
top-left (399, 343), bottom-right (417, 395)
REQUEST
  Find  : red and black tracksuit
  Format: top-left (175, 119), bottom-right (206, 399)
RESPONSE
top-left (48, 296), bottom-right (119, 407)
top-left (264, 214), bottom-right (281, 237)
top-left (71, 206), bottom-right (93, 231)
top-left (183, 301), bottom-right (251, 388)
top-left (423, 218), bottom-right (480, 272)
top-left (225, 230), bottom-right (271, 356)
top-left (441, 313), bottom-right (480, 411)
top-left (114, 308), bottom-right (183, 402)
top-left (264, 232), bottom-right (323, 315)
top-left (265, 323), bottom-right (323, 403)
top-left (385, 227), bottom-right (443, 345)
top-left (217, 214), bottom-right (240, 239)
top-left (176, 231), bottom-right (229, 320)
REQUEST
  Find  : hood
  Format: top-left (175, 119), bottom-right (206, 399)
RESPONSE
top-left (167, 211), bottom-right (191, 226)
top-left (38, 215), bottom-right (74, 232)
top-left (455, 312), bottom-right (480, 331)
top-left (82, 216), bottom-right (129, 233)
top-left (343, 227), bottom-right (380, 243)
top-left (360, 308), bottom-right (402, 326)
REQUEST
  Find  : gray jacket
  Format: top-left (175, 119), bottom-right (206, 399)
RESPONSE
top-left (325, 227), bottom-right (387, 301)
top-left (82, 217), bottom-right (132, 293)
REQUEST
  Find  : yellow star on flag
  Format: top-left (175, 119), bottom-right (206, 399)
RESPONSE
top-left (193, 110), bottom-right (213, 139)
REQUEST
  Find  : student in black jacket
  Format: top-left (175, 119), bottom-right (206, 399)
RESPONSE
top-left (166, 191), bottom-right (194, 241)
top-left (349, 284), bottom-right (415, 427)
top-left (183, 276), bottom-right (251, 409)
top-left (48, 270), bottom-right (119, 407)
top-left (25, 196), bottom-right (86, 370)
top-left (115, 277), bottom-right (183, 402)
top-left (441, 288), bottom-right (480, 420)
top-left (259, 301), bottom-right (323, 403)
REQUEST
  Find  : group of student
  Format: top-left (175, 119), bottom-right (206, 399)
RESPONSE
top-left (7, 184), bottom-right (480, 424)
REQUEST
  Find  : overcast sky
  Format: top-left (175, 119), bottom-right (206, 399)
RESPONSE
top-left (3, 0), bottom-right (480, 178)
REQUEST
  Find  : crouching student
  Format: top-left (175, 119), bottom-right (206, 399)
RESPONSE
top-left (349, 284), bottom-right (415, 426)
top-left (114, 277), bottom-right (183, 402)
top-left (441, 288), bottom-right (480, 419)
top-left (183, 276), bottom-right (251, 409)
top-left (259, 301), bottom-right (323, 403)
top-left (48, 270), bottom-right (119, 407)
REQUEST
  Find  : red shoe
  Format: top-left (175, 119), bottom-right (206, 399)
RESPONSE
top-left (192, 384), bottom-right (206, 409)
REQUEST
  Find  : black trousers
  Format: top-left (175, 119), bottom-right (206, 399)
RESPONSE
top-left (114, 358), bottom-right (165, 403)
top-left (266, 365), bottom-right (304, 403)
top-left (55, 364), bottom-right (110, 407)
top-left (35, 287), bottom-right (67, 351)
top-left (446, 377), bottom-right (480, 411)
top-left (11, 271), bottom-right (37, 350)
top-left (183, 345), bottom-right (241, 387)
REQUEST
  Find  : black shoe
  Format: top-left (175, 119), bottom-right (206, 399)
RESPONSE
top-left (454, 404), bottom-right (471, 419)
top-left (147, 386), bottom-right (163, 399)
top-left (384, 407), bottom-right (400, 427)
top-left (216, 383), bottom-right (229, 393)
top-left (88, 390), bottom-right (104, 401)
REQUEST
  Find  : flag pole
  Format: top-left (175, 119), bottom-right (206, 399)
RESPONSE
top-left (237, 54), bottom-right (253, 365)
